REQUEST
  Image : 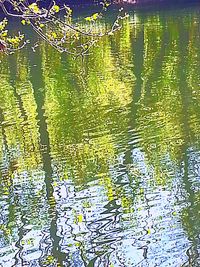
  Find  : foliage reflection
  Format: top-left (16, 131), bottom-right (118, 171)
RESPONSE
top-left (0, 6), bottom-right (200, 266)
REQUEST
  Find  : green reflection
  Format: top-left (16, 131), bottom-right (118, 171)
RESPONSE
top-left (0, 6), bottom-right (200, 266)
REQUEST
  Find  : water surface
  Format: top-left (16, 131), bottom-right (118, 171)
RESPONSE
top-left (0, 4), bottom-right (200, 267)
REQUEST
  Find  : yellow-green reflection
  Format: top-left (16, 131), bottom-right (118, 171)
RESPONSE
top-left (0, 6), bottom-right (200, 266)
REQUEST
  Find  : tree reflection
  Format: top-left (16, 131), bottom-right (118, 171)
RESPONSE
top-left (0, 7), bottom-right (200, 266)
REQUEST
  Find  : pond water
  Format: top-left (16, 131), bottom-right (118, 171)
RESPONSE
top-left (0, 4), bottom-right (200, 267)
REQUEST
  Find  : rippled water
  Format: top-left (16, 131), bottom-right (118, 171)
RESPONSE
top-left (1, 4), bottom-right (200, 267)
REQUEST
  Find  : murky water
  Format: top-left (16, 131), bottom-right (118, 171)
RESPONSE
top-left (1, 4), bottom-right (200, 267)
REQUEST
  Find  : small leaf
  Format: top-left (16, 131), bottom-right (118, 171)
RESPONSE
top-left (2, 30), bottom-right (7, 37)
top-left (147, 228), bottom-right (151, 234)
top-left (28, 3), bottom-right (40, 14)
top-left (77, 214), bottom-right (83, 223)
top-left (51, 32), bottom-right (57, 39)
top-left (21, 20), bottom-right (26, 25)
top-left (53, 5), bottom-right (60, 13)
top-left (85, 17), bottom-right (91, 22)
top-left (92, 13), bottom-right (99, 20)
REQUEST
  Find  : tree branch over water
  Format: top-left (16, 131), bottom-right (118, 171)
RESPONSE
top-left (0, 0), bottom-right (127, 55)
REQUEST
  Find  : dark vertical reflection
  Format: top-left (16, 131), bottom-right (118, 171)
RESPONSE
top-left (144, 26), bottom-right (168, 101)
top-left (124, 28), bottom-right (144, 166)
top-left (177, 23), bottom-right (200, 265)
top-left (28, 48), bottom-right (67, 266)
top-left (131, 29), bottom-right (144, 110)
